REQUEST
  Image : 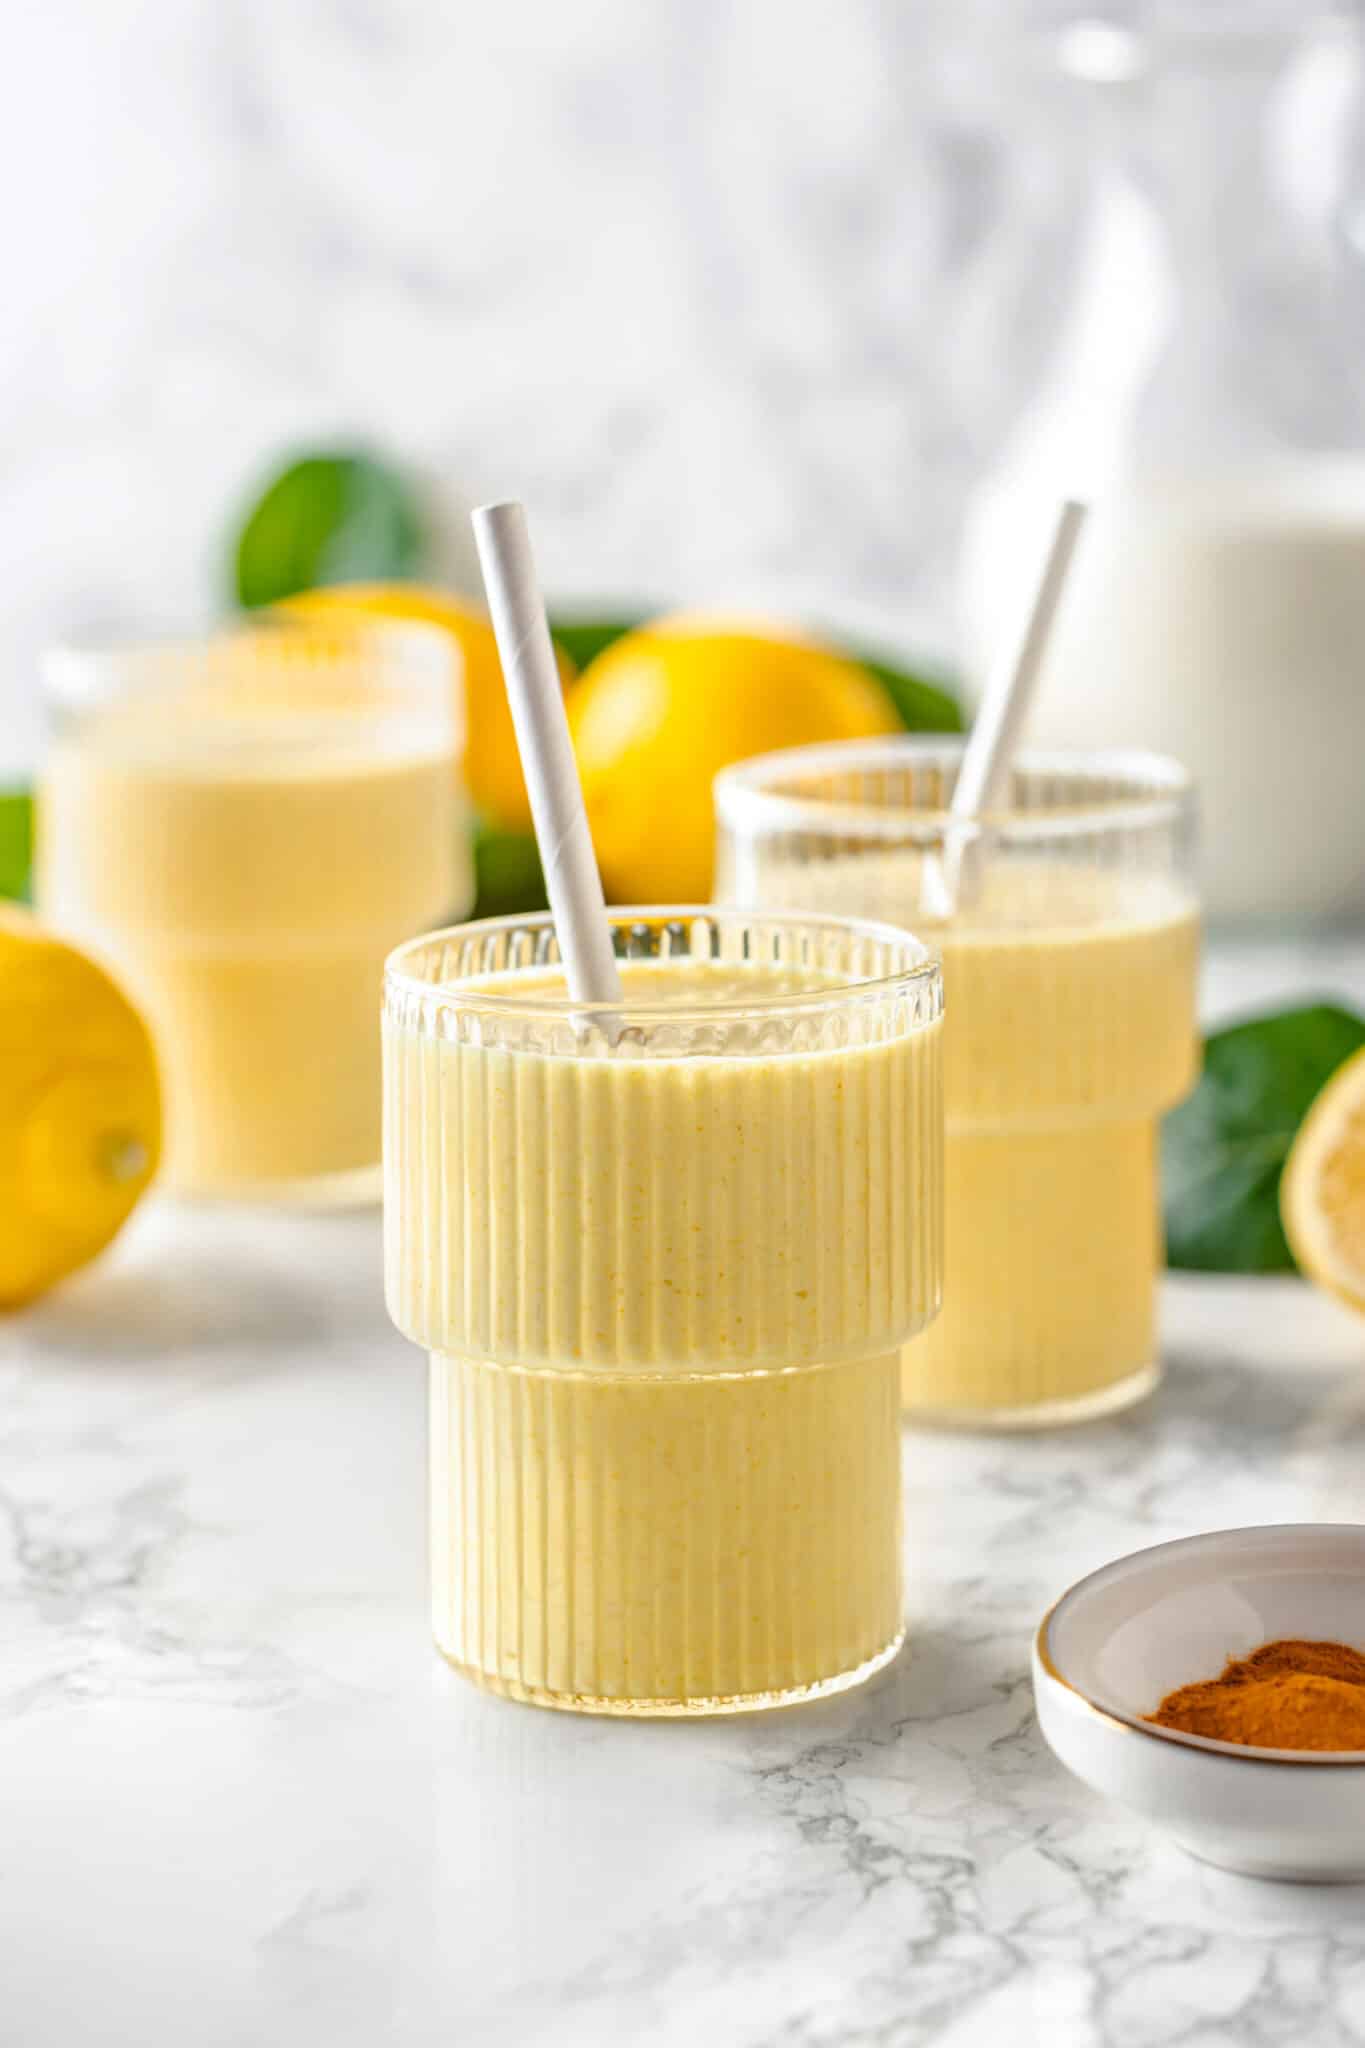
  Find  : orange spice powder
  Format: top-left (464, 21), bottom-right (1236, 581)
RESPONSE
top-left (1147, 1638), bottom-right (1365, 1752)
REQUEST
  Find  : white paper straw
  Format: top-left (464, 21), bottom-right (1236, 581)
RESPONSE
top-left (472, 501), bottom-right (623, 1016)
top-left (925, 496), bottom-right (1088, 917)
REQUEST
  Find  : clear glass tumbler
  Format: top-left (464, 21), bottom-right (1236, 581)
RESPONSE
top-left (38, 618), bottom-right (467, 1204)
top-left (383, 907), bottom-right (943, 1714)
top-left (716, 742), bottom-right (1200, 1427)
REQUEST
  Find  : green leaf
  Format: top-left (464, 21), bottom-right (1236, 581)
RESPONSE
top-left (232, 452), bottom-right (425, 610)
top-left (0, 788), bottom-right (33, 901)
top-left (853, 650), bottom-right (964, 734)
top-left (471, 823), bottom-right (548, 921)
top-left (1163, 1003), bottom-right (1365, 1273)
top-left (548, 617), bottom-right (644, 672)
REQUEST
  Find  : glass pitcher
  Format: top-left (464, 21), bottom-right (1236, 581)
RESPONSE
top-left (961, 3), bottom-right (1365, 927)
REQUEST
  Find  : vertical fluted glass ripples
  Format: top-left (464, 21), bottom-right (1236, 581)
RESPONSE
top-left (429, 1351), bottom-right (904, 1711)
top-left (385, 909), bottom-right (944, 1713)
top-left (715, 744), bottom-right (1200, 1425)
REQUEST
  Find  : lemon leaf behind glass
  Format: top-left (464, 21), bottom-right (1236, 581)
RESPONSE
top-left (233, 452), bottom-right (425, 610)
top-left (1163, 1004), bottom-right (1365, 1273)
top-left (0, 789), bottom-right (32, 901)
top-left (853, 650), bottom-right (964, 734)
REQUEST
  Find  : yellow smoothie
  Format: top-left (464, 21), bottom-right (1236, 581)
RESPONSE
top-left (733, 853), bottom-right (1199, 1419)
top-left (40, 633), bottom-right (465, 1198)
top-left (909, 865), bottom-right (1198, 1417)
top-left (384, 943), bottom-right (943, 1712)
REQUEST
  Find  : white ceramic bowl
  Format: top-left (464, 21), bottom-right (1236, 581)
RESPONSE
top-left (1033, 1525), bottom-right (1365, 1882)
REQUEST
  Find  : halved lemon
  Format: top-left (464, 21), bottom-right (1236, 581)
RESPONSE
top-left (0, 906), bottom-right (161, 1306)
top-left (1282, 1044), bottom-right (1365, 1312)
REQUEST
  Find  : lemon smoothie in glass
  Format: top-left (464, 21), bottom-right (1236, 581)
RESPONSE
top-left (717, 742), bottom-right (1200, 1426)
top-left (39, 620), bottom-right (466, 1203)
top-left (384, 908), bottom-right (943, 1714)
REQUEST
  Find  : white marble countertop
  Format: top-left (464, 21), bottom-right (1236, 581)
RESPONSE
top-left (5, 1213), bottom-right (1365, 2047)
top-left (5, 940), bottom-right (1365, 2047)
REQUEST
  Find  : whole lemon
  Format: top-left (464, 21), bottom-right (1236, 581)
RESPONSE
top-left (566, 616), bottom-right (901, 902)
top-left (279, 584), bottom-right (575, 829)
top-left (0, 906), bottom-right (161, 1306)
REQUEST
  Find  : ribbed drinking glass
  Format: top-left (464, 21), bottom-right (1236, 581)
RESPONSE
top-left (39, 618), bottom-right (465, 1203)
top-left (716, 741), bottom-right (1199, 1426)
top-left (384, 907), bottom-right (943, 1713)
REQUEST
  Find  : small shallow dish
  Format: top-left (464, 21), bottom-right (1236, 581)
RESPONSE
top-left (1033, 1525), bottom-right (1365, 1882)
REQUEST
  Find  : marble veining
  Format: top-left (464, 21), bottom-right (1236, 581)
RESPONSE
top-left (4, 940), bottom-right (1365, 2043)
top-left (3, 1171), bottom-right (1365, 2043)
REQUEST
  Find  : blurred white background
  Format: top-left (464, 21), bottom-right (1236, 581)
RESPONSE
top-left (0, 1), bottom-right (1357, 778)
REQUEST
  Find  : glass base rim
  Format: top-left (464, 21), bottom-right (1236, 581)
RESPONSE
top-left (165, 1160), bottom-right (382, 1210)
top-left (434, 1625), bottom-right (906, 1718)
top-left (903, 1359), bottom-right (1160, 1433)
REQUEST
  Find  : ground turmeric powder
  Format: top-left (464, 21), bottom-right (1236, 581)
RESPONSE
top-left (1147, 1638), bottom-right (1365, 1751)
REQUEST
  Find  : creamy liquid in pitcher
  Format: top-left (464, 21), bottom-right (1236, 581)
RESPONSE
top-left (966, 465), bottom-right (1365, 923)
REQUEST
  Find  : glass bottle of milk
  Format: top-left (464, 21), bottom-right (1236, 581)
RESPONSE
top-left (960, 6), bottom-right (1365, 927)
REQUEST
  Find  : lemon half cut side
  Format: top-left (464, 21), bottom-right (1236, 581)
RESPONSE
top-left (1282, 1043), bottom-right (1365, 1315)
